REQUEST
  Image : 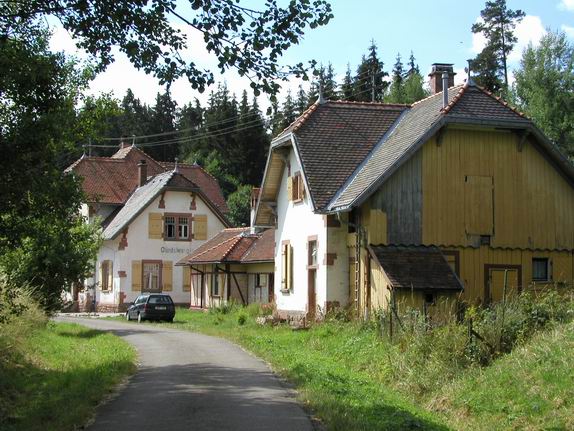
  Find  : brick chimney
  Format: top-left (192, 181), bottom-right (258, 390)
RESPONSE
top-left (429, 63), bottom-right (456, 95)
top-left (137, 160), bottom-right (147, 187)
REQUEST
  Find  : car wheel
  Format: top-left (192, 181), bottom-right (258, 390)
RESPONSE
top-left (167, 318), bottom-right (174, 323)
top-left (137, 313), bottom-right (142, 323)
top-left (125, 311), bottom-right (131, 321)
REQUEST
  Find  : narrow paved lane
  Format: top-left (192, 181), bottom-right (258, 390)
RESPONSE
top-left (56, 317), bottom-right (314, 431)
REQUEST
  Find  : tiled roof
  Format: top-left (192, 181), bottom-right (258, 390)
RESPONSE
top-left (291, 101), bottom-right (407, 210)
top-left (370, 245), bottom-right (463, 291)
top-left (66, 146), bottom-right (228, 213)
top-left (103, 171), bottom-right (177, 240)
top-left (161, 162), bottom-right (228, 213)
top-left (328, 82), bottom-right (533, 210)
top-left (178, 228), bottom-right (275, 265)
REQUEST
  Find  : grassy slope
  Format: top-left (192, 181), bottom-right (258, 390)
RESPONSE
top-left (436, 321), bottom-right (574, 431)
top-left (128, 307), bottom-right (574, 431)
top-left (0, 321), bottom-right (136, 431)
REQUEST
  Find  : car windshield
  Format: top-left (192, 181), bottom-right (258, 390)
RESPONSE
top-left (148, 296), bottom-right (172, 304)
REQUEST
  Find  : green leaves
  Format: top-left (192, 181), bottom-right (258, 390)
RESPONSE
top-left (3, 1), bottom-right (332, 95)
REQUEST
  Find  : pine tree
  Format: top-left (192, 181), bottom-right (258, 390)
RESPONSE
top-left (386, 53), bottom-right (406, 104)
top-left (340, 63), bottom-right (355, 101)
top-left (407, 51), bottom-right (419, 75)
top-left (120, 89), bottom-right (149, 139)
top-left (295, 84), bottom-right (308, 115)
top-left (403, 51), bottom-right (428, 104)
top-left (354, 40), bottom-right (388, 102)
top-left (146, 90), bottom-right (178, 161)
top-left (281, 90), bottom-right (297, 130)
top-left (471, 0), bottom-right (525, 93)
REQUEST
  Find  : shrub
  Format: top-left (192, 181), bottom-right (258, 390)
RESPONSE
top-left (237, 312), bottom-right (247, 326)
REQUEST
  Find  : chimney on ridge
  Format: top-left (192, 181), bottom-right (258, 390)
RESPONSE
top-left (429, 63), bottom-right (456, 95)
top-left (138, 160), bottom-right (147, 187)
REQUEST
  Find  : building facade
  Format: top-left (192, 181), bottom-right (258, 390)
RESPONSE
top-left (67, 145), bottom-right (229, 311)
top-left (255, 64), bottom-right (574, 320)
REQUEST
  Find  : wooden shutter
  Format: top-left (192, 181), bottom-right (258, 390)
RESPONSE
top-left (182, 266), bottom-right (191, 292)
top-left (287, 176), bottom-right (293, 201)
top-left (281, 243), bottom-right (288, 290)
top-left (298, 174), bottom-right (305, 199)
top-left (131, 260), bottom-right (142, 292)
top-left (286, 244), bottom-right (293, 291)
top-left (107, 260), bottom-right (113, 291)
top-left (464, 176), bottom-right (494, 235)
top-left (98, 261), bottom-right (103, 291)
top-left (193, 215), bottom-right (208, 240)
top-left (162, 261), bottom-right (173, 291)
top-left (148, 213), bottom-right (163, 239)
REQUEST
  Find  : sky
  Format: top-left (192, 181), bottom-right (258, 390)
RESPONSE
top-left (49, 0), bottom-right (574, 109)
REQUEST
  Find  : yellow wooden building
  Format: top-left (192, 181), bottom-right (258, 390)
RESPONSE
top-left (329, 68), bottom-right (574, 316)
top-left (255, 63), bottom-right (574, 320)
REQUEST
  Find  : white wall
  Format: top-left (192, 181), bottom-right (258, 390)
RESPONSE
top-left (93, 190), bottom-right (226, 307)
top-left (326, 219), bottom-right (350, 307)
top-left (274, 147), bottom-right (328, 314)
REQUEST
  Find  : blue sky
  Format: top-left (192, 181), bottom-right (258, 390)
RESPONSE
top-left (50, 0), bottom-right (574, 107)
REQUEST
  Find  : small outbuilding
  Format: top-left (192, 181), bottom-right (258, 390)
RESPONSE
top-left (178, 228), bottom-right (275, 309)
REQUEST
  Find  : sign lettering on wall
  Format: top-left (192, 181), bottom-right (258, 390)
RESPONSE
top-left (161, 246), bottom-right (192, 254)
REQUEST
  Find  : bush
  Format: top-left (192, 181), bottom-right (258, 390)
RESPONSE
top-left (375, 287), bottom-right (574, 395)
top-left (237, 312), bottom-right (247, 326)
top-left (209, 300), bottom-right (239, 315)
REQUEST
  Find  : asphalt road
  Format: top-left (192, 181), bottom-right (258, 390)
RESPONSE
top-left (56, 316), bottom-right (314, 431)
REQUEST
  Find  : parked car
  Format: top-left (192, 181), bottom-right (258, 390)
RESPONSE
top-left (126, 293), bottom-right (175, 323)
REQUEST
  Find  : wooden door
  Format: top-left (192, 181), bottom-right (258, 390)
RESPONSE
top-left (308, 269), bottom-right (316, 321)
top-left (486, 266), bottom-right (520, 303)
top-left (191, 272), bottom-right (202, 307)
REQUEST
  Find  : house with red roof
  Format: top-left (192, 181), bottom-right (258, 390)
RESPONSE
top-left (67, 144), bottom-right (229, 311)
top-left (254, 63), bottom-right (574, 321)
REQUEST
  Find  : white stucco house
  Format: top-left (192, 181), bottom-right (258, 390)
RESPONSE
top-left (66, 144), bottom-right (229, 311)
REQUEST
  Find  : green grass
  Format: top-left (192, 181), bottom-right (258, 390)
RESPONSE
top-left (0, 321), bottom-right (137, 431)
top-left (435, 321), bottom-right (574, 431)
top-left (119, 304), bottom-right (574, 430)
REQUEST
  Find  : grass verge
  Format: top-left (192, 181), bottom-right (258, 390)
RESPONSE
top-left (0, 320), bottom-right (136, 431)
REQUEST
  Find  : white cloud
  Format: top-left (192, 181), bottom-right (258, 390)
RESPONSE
top-left (558, 0), bottom-right (574, 11)
top-left (562, 24), bottom-right (574, 38)
top-left (508, 15), bottom-right (546, 62)
top-left (48, 21), bottom-right (301, 112)
top-left (470, 15), bottom-right (546, 64)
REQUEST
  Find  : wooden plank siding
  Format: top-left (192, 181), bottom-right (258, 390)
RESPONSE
top-left (370, 151), bottom-right (422, 245)
top-left (422, 128), bottom-right (574, 250)
top-left (356, 127), bottom-right (574, 312)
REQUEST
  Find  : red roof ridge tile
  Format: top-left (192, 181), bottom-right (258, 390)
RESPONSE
top-left (328, 100), bottom-right (409, 108)
top-left (191, 234), bottom-right (242, 261)
top-left (472, 84), bottom-right (527, 118)
top-left (441, 84), bottom-right (468, 114)
top-left (284, 101), bottom-right (320, 134)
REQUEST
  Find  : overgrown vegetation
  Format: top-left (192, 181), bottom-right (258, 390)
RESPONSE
top-left (127, 288), bottom-right (574, 430)
top-left (0, 288), bottom-right (136, 431)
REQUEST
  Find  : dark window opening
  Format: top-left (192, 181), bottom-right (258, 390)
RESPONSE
top-left (424, 293), bottom-right (435, 305)
top-left (532, 258), bottom-right (550, 281)
top-left (165, 216), bottom-right (176, 239)
top-left (480, 235), bottom-right (491, 245)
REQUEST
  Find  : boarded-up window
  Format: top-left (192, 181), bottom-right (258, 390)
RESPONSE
top-left (183, 266), bottom-right (191, 292)
top-left (99, 260), bottom-right (113, 291)
top-left (281, 241), bottom-right (293, 291)
top-left (464, 175), bottom-right (494, 235)
top-left (162, 261), bottom-right (173, 291)
top-left (193, 215), bottom-right (208, 240)
top-left (131, 260), bottom-right (142, 291)
top-left (148, 213), bottom-right (163, 239)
